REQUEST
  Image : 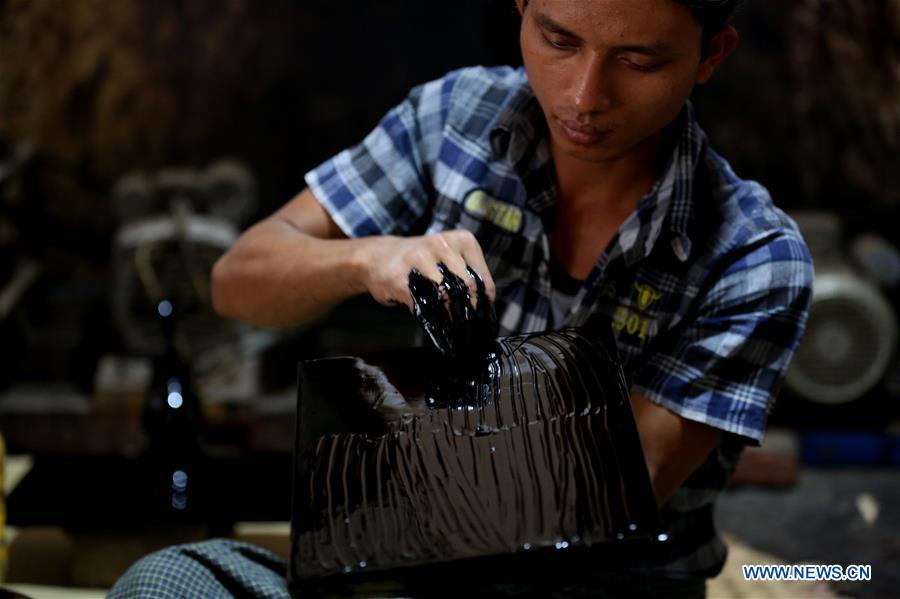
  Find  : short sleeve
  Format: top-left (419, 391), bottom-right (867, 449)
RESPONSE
top-left (304, 75), bottom-right (451, 238)
top-left (631, 232), bottom-right (814, 444)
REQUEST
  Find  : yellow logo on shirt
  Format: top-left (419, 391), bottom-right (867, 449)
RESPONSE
top-left (464, 189), bottom-right (523, 234)
top-left (599, 280), bottom-right (617, 299)
top-left (612, 306), bottom-right (653, 340)
top-left (611, 283), bottom-right (663, 341)
top-left (634, 283), bottom-right (663, 311)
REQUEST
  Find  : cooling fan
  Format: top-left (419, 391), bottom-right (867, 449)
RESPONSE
top-left (784, 212), bottom-right (898, 409)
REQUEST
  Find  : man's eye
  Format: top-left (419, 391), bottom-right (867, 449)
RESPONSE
top-left (541, 31), bottom-right (574, 50)
top-left (622, 59), bottom-right (662, 72)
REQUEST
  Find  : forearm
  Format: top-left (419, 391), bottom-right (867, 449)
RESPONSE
top-left (630, 392), bottom-right (722, 507)
top-left (211, 216), bottom-right (371, 328)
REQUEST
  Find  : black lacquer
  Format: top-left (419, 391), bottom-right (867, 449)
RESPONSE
top-left (289, 319), bottom-right (663, 597)
top-left (408, 263), bottom-right (498, 362)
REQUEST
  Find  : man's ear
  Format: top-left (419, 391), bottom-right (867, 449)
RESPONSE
top-left (696, 26), bottom-right (738, 84)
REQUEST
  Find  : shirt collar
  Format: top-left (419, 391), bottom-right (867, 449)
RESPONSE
top-left (662, 101), bottom-right (707, 262)
top-left (617, 103), bottom-right (707, 266)
top-left (489, 76), bottom-right (544, 168)
top-left (489, 79), bottom-right (559, 220)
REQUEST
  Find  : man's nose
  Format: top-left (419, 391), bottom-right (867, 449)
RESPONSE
top-left (570, 53), bottom-right (612, 116)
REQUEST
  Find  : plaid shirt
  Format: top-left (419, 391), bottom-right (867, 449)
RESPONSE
top-left (306, 66), bottom-right (813, 579)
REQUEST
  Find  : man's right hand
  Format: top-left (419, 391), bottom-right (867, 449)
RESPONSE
top-left (211, 188), bottom-right (497, 328)
top-left (357, 230), bottom-right (496, 313)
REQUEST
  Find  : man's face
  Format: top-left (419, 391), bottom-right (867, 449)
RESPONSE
top-left (517, 0), bottom-right (722, 164)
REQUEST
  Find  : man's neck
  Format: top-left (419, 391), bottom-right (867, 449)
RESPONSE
top-left (550, 132), bottom-right (664, 214)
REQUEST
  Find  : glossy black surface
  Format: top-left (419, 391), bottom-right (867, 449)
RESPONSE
top-left (408, 263), bottom-right (498, 361)
top-left (290, 320), bottom-right (662, 593)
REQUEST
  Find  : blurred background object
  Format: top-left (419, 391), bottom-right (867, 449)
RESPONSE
top-left (781, 211), bottom-right (898, 422)
top-left (0, 139), bottom-right (38, 392)
top-left (111, 163), bottom-right (246, 355)
top-left (110, 160), bottom-right (256, 400)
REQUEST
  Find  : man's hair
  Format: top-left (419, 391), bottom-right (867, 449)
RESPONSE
top-left (676, 0), bottom-right (740, 47)
top-left (520, 0), bottom-right (740, 49)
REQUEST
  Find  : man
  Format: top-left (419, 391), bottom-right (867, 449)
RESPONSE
top-left (112, 1), bottom-right (813, 597)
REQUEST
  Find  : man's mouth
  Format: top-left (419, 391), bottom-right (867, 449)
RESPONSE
top-left (556, 118), bottom-right (611, 146)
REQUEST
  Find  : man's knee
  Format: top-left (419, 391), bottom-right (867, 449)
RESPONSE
top-left (109, 540), bottom-right (234, 598)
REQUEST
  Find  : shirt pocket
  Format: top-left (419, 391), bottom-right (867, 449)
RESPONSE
top-left (430, 192), bottom-right (533, 294)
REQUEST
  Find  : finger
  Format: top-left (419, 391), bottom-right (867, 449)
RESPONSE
top-left (373, 287), bottom-right (413, 312)
top-left (436, 262), bottom-right (475, 325)
top-left (379, 266), bottom-right (416, 312)
top-left (402, 247), bottom-right (451, 325)
top-left (466, 265), bottom-right (498, 335)
top-left (438, 251), bottom-right (478, 307)
top-left (385, 297), bottom-right (413, 313)
top-left (410, 249), bottom-right (445, 286)
top-left (440, 230), bottom-right (491, 306)
top-left (407, 267), bottom-right (454, 356)
top-left (458, 241), bottom-right (496, 304)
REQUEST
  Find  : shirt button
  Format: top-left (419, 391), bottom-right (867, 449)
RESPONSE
top-left (538, 262), bottom-right (548, 277)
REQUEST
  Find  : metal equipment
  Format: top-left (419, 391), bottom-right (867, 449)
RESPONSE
top-left (785, 211), bottom-right (898, 407)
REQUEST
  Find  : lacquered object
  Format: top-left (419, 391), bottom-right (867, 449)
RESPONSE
top-left (290, 320), bottom-right (662, 596)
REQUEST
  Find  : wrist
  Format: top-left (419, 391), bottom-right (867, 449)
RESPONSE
top-left (347, 236), bottom-right (382, 296)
